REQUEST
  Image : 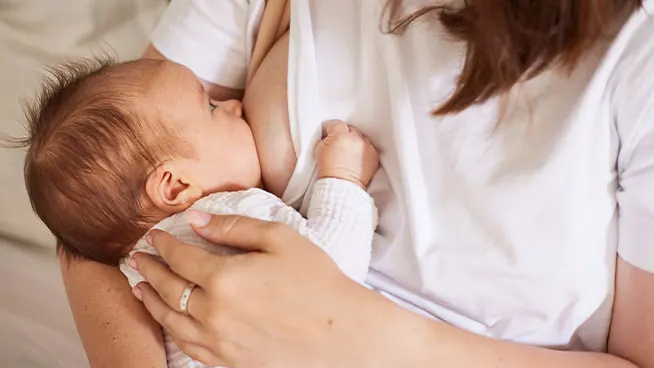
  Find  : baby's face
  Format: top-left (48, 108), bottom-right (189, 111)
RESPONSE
top-left (149, 61), bottom-right (261, 193)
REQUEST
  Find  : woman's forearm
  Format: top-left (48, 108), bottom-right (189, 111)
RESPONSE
top-left (60, 253), bottom-right (166, 367)
top-left (398, 257), bottom-right (653, 368)
top-left (391, 306), bottom-right (637, 368)
top-left (423, 323), bottom-right (635, 367)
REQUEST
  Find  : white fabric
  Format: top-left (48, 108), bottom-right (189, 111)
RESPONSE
top-left (0, 240), bottom-right (86, 368)
top-left (151, 0), bottom-right (654, 352)
top-left (120, 178), bottom-right (377, 367)
top-left (150, 0), bottom-right (254, 89)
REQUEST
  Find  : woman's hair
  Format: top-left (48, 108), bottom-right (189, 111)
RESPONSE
top-left (384, 0), bottom-right (643, 115)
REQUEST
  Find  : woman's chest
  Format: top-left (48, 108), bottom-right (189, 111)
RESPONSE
top-left (290, 0), bottom-right (651, 349)
top-left (307, 0), bottom-right (619, 193)
top-left (301, 0), bottom-right (618, 283)
top-left (304, 12), bottom-right (621, 348)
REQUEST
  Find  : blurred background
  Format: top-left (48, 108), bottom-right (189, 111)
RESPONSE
top-left (0, 0), bottom-right (168, 366)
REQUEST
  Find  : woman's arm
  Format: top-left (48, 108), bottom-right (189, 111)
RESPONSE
top-left (405, 257), bottom-right (652, 367)
top-left (131, 215), bottom-right (653, 367)
top-left (609, 259), bottom-right (654, 367)
top-left (60, 253), bottom-right (166, 367)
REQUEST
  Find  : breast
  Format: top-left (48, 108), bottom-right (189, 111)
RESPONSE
top-left (242, 31), bottom-right (296, 198)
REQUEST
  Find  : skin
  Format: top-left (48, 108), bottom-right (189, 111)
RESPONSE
top-left (60, 257), bottom-right (167, 367)
top-left (241, 32), bottom-right (296, 198)
top-left (141, 60), bottom-right (262, 217)
top-left (62, 41), bottom-right (654, 367)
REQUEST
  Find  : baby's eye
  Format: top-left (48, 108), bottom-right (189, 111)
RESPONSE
top-left (209, 101), bottom-right (217, 112)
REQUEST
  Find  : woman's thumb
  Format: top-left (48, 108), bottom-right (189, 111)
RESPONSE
top-left (186, 211), bottom-right (280, 253)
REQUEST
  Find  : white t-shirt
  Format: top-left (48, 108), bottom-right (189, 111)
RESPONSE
top-left (151, 0), bottom-right (654, 352)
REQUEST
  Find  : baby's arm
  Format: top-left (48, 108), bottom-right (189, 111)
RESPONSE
top-left (298, 178), bottom-right (377, 282)
top-left (270, 120), bottom-right (380, 282)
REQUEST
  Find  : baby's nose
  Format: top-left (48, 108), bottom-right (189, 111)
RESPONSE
top-left (220, 99), bottom-right (243, 117)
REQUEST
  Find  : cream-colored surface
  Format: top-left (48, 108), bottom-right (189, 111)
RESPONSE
top-left (0, 0), bottom-right (166, 366)
top-left (0, 241), bottom-right (85, 367)
top-left (0, 0), bottom-right (166, 248)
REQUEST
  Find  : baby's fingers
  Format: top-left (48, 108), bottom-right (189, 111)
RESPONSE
top-left (324, 120), bottom-right (350, 136)
top-left (347, 125), bottom-right (364, 138)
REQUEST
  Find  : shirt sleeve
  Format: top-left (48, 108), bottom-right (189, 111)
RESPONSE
top-left (613, 17), bottom-right (654, 273)
top-left (150, 0), bottom-right (253, 89)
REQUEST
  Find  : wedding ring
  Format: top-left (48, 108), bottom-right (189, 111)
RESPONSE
top-left (179, 282), bottom-right (197, 315)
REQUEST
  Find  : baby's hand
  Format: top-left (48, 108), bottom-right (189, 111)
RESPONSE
top-left (315, 120), bottom-right (380, 189)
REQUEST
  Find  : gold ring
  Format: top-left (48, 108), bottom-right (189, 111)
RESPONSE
top-left (179, 282), bottom-right (196, 315)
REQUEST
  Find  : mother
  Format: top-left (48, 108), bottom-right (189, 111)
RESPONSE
top-left (62, 0), bottom-right (654, 367)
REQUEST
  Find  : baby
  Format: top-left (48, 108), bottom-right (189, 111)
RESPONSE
top-left (17, 57), bottom-right (380, 367)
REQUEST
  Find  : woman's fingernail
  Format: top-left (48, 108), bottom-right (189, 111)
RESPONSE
top-left (187, 210), bottom-right (211, 227)
top-left (127, 257), bottom-right (138, 270)
top-left (144, 233), bottom-right (153, 245)
top-left (132, 285), bottom-right (143, 301)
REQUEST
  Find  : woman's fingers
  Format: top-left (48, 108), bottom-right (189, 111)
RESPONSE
top-left (144, 229), bottom-right (221, 288)
top-left (132, 252), bottom-right (209, 318)
top-left (136, 282), bottom-right (205, 343)
top-left (190, 214), bottom-right (289, 254)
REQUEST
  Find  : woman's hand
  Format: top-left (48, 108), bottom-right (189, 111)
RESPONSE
top-left (129, 212), bottom-right (654, 368)
top-left (130, 213), bottom-right (419, 367)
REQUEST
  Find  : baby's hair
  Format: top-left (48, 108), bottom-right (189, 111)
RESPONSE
top-left (7, 56), bottom-right (175, 265)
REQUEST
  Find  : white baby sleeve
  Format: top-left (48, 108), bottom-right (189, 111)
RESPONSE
top-left (271, 178), bottom-right (378, 283)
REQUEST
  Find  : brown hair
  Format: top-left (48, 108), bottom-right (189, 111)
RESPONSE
top-left (8, 57), bottom-right (174, 265)
top-left (384, 0), bottom-right (643, 115)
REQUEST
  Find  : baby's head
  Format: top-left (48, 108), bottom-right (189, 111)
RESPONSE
top-left (16, 57), bottom-right (260, 265)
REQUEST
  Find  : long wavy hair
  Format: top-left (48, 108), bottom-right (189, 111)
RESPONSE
top-left (384, 0), bottom-right (644, 115)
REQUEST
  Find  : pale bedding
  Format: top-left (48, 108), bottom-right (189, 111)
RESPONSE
top-left (0, 240), bottom-right (84, 368)
top-left (0, 0), bottom-right (167, 366)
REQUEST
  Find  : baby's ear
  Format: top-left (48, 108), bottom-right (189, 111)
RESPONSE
top-left (145, 164), bottom-right (203, 213)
